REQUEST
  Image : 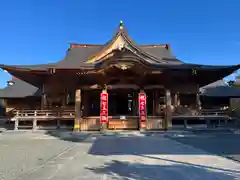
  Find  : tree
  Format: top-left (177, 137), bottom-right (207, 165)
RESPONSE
top-left (227, 80), bottom-right (235, 87)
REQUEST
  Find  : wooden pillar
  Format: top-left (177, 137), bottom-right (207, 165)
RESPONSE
top-left (32, 111), bottom-right (37, 131)
top-left (133, 90), bottom-right (137, 116)
top-left (196, 92), bottom-right (201, 111)
top-left (154, 90), bottom-right (159, 116)
top-left (83, 91), bottom-right (89, 116)
top-left (132, 91), bottom-right (135, 115)
top-left (56, 119), bottom-right (61, 129)
top-left (41, 94), bottom-right (46, 109)
top-left (164, 89), bottom-right (172, 130)
top-left (174, 93), bottom-right (178, 108)
top-left (152, 90), bottom-right (156, 116)
top-left (41, 84), bottom-right (47, 109)
top-left (14, 111), bottom-right (19, 131)
top-left (66, 93), bottom-right (70, 105)
top-left (62, 95), bottom-right (66, 107)
top-left (14, 120), bottom-right (19, 131)
top-left (74, 88), bottom-right (81, 132)
top-left (196, 83), bottom-right (201, 112)
top-left (177, 94), bottom-right (181, 106)
top-left (57, 111), bottom-right (61, 129)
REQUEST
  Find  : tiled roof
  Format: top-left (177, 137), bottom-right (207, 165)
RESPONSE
top-left (0, 78), bottom-right (40, 98)
top-left (200, 80), bottom-right (240, 97)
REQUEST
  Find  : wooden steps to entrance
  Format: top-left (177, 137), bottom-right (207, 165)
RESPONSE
top-left (108, 118), bottom-right (139, 130)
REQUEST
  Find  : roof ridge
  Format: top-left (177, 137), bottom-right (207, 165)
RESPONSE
top-left (140, 44), bottom-right (170, 49)
top-left (69, 44), bottom-right (103, 48)
top-left (69, 43), bottom-right (169, 48)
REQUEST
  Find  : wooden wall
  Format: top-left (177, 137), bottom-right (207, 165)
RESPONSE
top-left (5, 97), bottom-right (41, 112)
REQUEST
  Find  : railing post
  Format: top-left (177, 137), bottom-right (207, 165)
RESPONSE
top-left (14, 111), bottom-right (19, 131)
top-left (57, 111), bottom-right (60, 129)
top-left (225, 118), bottom-right (228, 126)
top-left (33, 110), bottom-right (37, 131)
top-left (184, 119), bottom-right (187, 129)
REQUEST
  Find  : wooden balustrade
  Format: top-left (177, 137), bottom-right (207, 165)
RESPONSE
top-left (12, 109), bottom-right (75, 120)
top-left (11, 108), bottom-right (76, 131)
top-left (10, 107), bottom-right (232, 131)
top-left (200, 109), bottom-right (229, 116)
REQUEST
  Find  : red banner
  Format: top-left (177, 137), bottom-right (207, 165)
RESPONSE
top-left (100, 92), bottom-right (108, 124)
top-left (138, 92), bottom-right (147, 122)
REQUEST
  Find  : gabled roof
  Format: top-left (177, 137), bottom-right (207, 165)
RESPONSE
top-left (85, 23), bottom-right (175, 64)
top-left (0, 22), bottom-right (181, 70)
top-left (1, 21), bottom-right (239, 72)
top-left (55, 45), bottom-right (103, 68)
top-left (0, 21), bottom-right (240, 99)
top-left (55, 23), bottom-right (181, 68)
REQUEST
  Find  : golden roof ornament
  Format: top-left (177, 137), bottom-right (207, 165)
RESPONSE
top-left (119, 20), bottom-right (123, 30)
top-left (118, 43), bottom-right (124, 50)
top-left (120, 64), bottom-right (128, 70)
top-left (115, 63), bottom-right (133, 70)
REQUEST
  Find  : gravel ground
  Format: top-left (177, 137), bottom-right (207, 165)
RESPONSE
top-left (0, 131), bottom-right (240, 180)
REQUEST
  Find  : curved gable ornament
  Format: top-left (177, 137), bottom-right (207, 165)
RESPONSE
top-left (87, 35), bottom-right (127, 63)
top-left (114, 62), bottom-right (133, 70)
top-left (86, 20), bottom-right (167, 64)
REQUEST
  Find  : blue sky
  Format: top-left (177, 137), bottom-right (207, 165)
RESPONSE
top-left (0, 0), bottom-right (240, 87)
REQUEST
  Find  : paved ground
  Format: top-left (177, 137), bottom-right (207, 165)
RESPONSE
top-left (167, 130), bottom-right (240, 162)
top-left (0, 131), bottom-right (240, 180)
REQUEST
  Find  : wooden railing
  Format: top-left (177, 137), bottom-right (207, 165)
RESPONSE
top-left (173, 106), bottom-right (229, 117)
top-left (9, 107), bottom-right (236, 131)
top-left (199, 109), bottom-right (229, 116)
top-left (12, 109), bottom-right (75, 121)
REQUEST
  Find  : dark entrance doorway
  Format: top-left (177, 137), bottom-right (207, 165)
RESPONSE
top-left (108, 89), bottom-right (138, 130)
top-left (109, 89), bottom-right (134, 115)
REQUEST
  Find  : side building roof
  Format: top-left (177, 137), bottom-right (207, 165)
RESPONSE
top-left (200, 80), bottom-right (240, 97)
top-left (0, 78), bottom-right (40, 98)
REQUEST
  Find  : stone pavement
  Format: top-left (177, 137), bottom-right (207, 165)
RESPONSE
top-left (167, 131), bottom-right (240, 163)
top-left (0, 131), bottom-right (240, 180)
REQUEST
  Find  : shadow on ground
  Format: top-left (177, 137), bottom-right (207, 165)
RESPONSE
top-left (0, 120), bottom-right (14, 132)
top-left (87, 131), bottom-right (240, 163)
top-left (44, 130), bottom-right (139, 143)
top-left (86, 160), bottom-right (239, 180)
top-left (44, 130), bottom-right (93, 143)
top-left (87, 135), bottom-right (212, 155)
top-left (167, 133), bottom-right (240, 162)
